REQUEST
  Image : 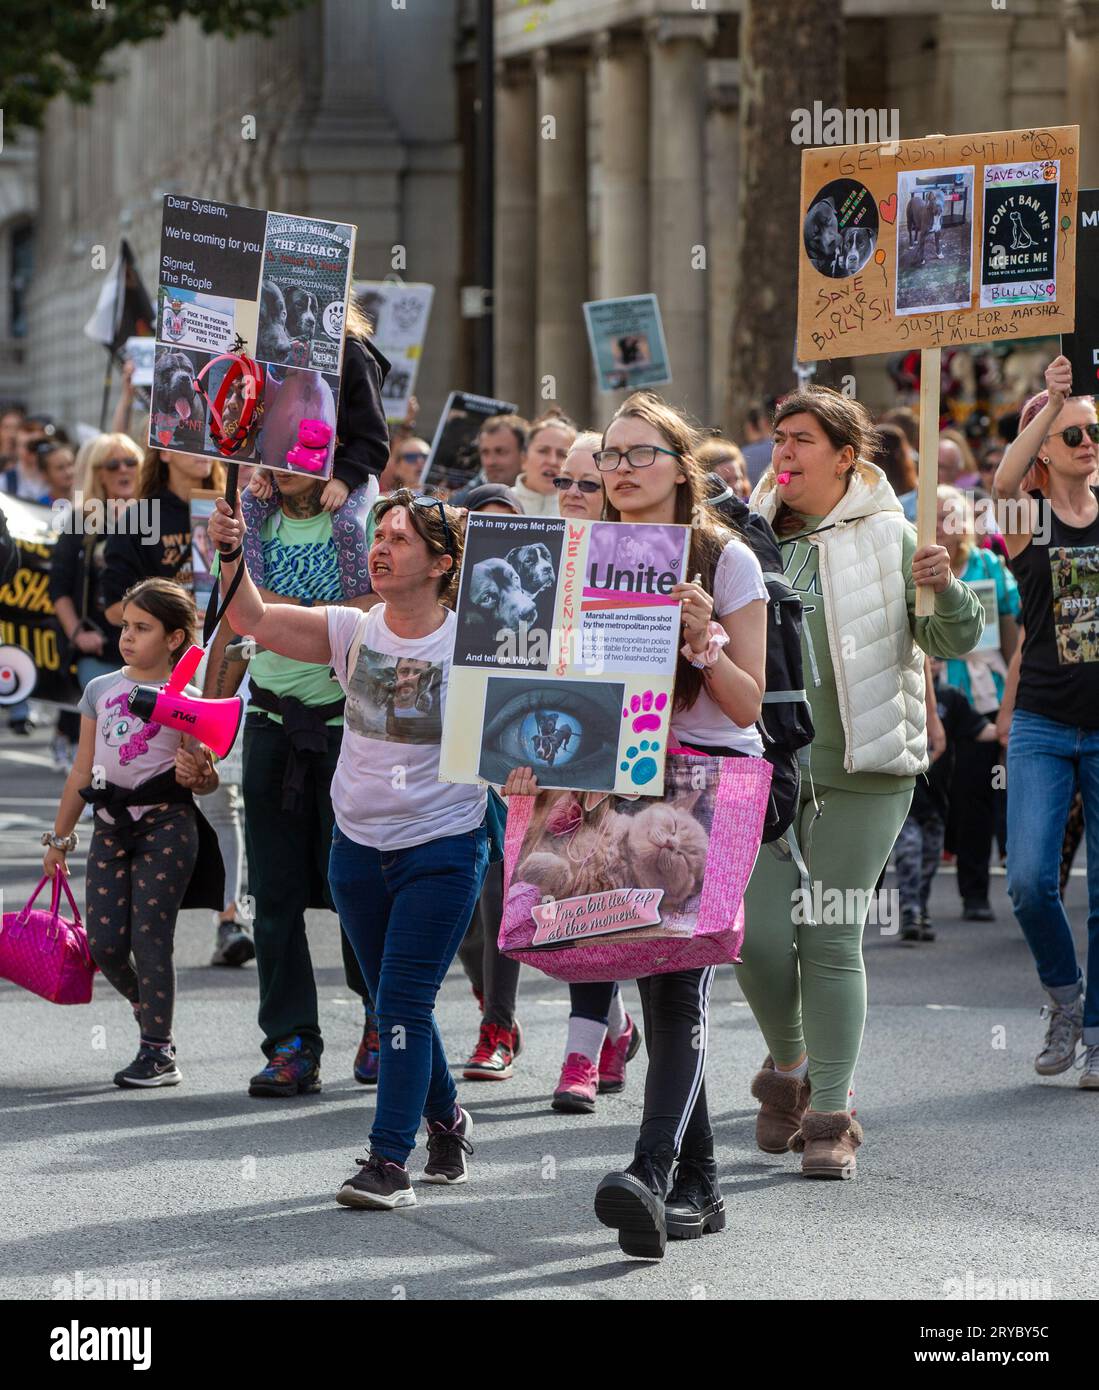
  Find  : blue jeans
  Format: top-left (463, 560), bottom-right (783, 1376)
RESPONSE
top-left (329, 821), bottom-right (489, 1164)
top-left (76, 655), bottom-right (118, 687)
top-left (1006, 709), bottom-right (1099, 1042)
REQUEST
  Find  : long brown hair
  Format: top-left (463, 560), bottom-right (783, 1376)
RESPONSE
top-left (603, 391), bottom-right (741, 712)
top-left (120, 577), bottom-right (197, 665)
top-left (770, 387), bottom-right (880, 537)
top-left (873, 422), bottom-right (917, 495)
top-left (372, 488), bottom-right (464, 605)
top-left (137, 447), bottom-right (225, 501)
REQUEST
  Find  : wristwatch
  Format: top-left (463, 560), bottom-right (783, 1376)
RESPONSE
top-left (42, 831), bottom-right (78, 851)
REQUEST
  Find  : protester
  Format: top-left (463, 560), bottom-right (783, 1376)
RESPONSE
top-left (3, 416), bottom-right (53, 503)
top-left (0, 402), bottom-right (25, 479)
top-left (880, 405), bottom-right (919, 460)
top-left (993, 353), bottom-right (1099, 1088)
top-left (449, 414), bottom-right (529, 505)
top-left (739, 404), bottom-right (774, 487)
top-left (458, 482), bottom-right (523, 517)
top-left (873, 421), bottom-right (918, 522)
top-left (209, 486), bottom-right (489, 1210)
top-left (388, 436), bottom-right (432, 492)
top-left (203, 468), bottom-right (379, 1077)
top-left (37, 441), bottom-right (76, 505)
top-left (936, 484), bottom-right (1019, 918)
top-left (739, 388), bottom-right (983, 1180)
top-left (41, 578), bottom-right (222, 1088)
top-left (505, 391), bottom-right (769, 1258)
top-left (938, 428), bottom-right (977, 488)
top-left (512, 411), bottom-right (576, 516)
top-left (893, 658), bottom-right (999, 943)
top-left (697, 436), bottom-right (751, 499)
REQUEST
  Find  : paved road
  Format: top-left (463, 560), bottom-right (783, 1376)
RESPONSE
top-left (1, 720), bottom-right (1096, 1301)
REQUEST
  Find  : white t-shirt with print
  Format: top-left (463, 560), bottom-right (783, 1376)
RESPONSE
top-left (669, 539), bottom-right (769, 756)
top-left (326, 604), bottom-right (487, 851)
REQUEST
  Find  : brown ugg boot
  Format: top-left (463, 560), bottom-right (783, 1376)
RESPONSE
top-left (749, 1056), bottom-right (811, 1154)
top-left (788, 1109), bottom-right (863, 1179)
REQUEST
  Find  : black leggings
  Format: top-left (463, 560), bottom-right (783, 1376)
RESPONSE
top-left (636, 966), bottom-right (715, 1161)
top-left (457, 860), bottom-right (522, 1028)
top-left (85, 804), bottom-right (198, 1043)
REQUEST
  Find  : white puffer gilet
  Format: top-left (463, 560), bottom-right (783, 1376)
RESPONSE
top-left (752, 461), bottom-right (928, 777)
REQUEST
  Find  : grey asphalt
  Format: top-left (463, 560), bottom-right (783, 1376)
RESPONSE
top-left (1, 721), bottom-right (1096, 1301)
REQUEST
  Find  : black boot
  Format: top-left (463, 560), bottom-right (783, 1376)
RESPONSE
top-left (665, 1153), bottom-right (726, 1240)
top-left (594, 1143), bottom-right (673, 1260)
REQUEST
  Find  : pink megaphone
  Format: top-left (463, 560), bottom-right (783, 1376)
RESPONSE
top-left (126, 644), bottom-right (243, 759)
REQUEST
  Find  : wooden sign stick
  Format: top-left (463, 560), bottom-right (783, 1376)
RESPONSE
top-left (915, 346), bottom-right (941, 617)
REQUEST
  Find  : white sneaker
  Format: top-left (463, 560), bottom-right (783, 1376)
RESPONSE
top-left (1077, 1043), bottom-right (1099, 1090)
top-left (1035, 993), bottom-right (1083, 1075)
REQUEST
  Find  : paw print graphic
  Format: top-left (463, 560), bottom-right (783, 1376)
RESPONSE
top-left (621, 739), bottom-right (660, 786)
top-left (623, 689), bottom-right (667, 735)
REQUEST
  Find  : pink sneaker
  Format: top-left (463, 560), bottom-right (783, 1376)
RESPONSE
top-left (552, 1053), bottom-right (599, 1114)
top-left (598, 1014), bottom-right (642, 1094)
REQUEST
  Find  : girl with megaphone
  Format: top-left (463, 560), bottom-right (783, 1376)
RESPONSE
top-left (42, 578), bottom-right (224, 1089)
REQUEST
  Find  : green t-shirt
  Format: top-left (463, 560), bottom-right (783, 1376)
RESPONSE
top-left (780, 514), bottom-right (984, 793)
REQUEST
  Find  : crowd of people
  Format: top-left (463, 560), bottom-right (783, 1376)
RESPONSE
top-left (2, 340), bottom-right (1096, 1262)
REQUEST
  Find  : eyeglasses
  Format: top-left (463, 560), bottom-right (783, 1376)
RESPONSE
top-left (592, 445), bottom-right (680, 473)
top-left (399, 451), bottom-right (428, 464)
top-left (552, 477), bottom-right (603, 494)
top-left (100, 458), bottom-right (139, 472)
top-left (1047, 423), bottom-right (1099, 448)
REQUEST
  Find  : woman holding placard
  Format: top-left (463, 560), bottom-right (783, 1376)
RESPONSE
top-left (739, 388), bottom-right (982, 1180)
top-left (993, 354), bottom-right (1099, 1089)
top-left (505, 393), bottom-right (770, 1258)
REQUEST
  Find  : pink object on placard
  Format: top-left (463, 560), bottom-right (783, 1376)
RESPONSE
top-left (0, 874), bottom-right (96, 1005)
top-left (286, 418), bottom-right (333, 472)
top-left (500, 751), bottom-right (771, 983)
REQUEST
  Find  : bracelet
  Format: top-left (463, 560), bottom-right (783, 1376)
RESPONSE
top-left (681, 620), bottom-right (729, 670)
top-left (41, 831), bottom-right (78, 852)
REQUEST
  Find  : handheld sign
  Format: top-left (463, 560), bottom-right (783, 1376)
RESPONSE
top-left (1060, 188), bottom-right (1099, 397)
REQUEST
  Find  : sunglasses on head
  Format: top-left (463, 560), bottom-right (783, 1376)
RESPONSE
top-left (408, 493), bottom-right (456, 558)
top-left (552, 477), bottom-right (602, 493)
top-left (1048, 423), bottom-right (1099, 448)
top-left (100, 457), bottom-right (138, 472)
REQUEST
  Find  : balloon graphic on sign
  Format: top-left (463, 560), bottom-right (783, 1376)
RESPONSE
top-left (0, 645), bottom-right (36, 705)
top-left (874, 249), bottom-right (886, 265)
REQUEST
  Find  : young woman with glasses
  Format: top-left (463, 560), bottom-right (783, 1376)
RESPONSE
top-left (993, 353), bottom-right (1099, 1089)
top-left (209, 486), bottom-right (490, 1209)
top-left (504, 393), bottom-right (769, 1258)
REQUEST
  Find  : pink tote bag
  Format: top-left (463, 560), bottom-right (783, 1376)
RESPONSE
top-left (500, 751), bottom-right (772, 983)
top-left (0, 873), bottom-right (97, 1004)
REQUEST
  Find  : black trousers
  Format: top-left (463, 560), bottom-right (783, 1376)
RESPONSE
top-left (948, 736), bottom-right (1000, 907)
top-left (635, 965), bottom-right (715, 1162)
top-left (456, 859), bottom-right (521, 1028)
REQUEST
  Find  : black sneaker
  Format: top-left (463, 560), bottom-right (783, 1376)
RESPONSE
top-left (248, 1036), bottom-right (321, 1097)
top-left (917, 910), bottom-right (936, 942)
top-left (900, 909), bottom-right (920, 943)
top-left (422, 1106), bottom-right (474, 1184)
top-left (665, 1156), bottom-right (726, 1240)
top-left (114, 1046), bottom-right (182, 1089)
top-left (336, 1152), bottom-right (416, 1210)
top-left (210, 918), bottom-right (256, 967)
top-left (962, 901), bottom-right (994, 922)
top-left (594, 1148), bottom-right (672, 1260)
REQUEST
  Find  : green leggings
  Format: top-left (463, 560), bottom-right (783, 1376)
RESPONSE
top-left (736, 780), bottom-right (913, 1112)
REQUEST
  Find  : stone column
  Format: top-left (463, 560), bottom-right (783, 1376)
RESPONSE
top-left (647, 14), bottom-right (716, 422)
top-left (596, 29), bottom-right (649, 300)
top-left (707, 60), bottom-right (739, 435)
top-left (1066, 1), bottom-right (1099, 186)
top-left (935, 12), bottom-right (1011, 136)
top-left (535, 47), bottom-right (591, 424)
top-left (495, 60), bottom-right (538, 416)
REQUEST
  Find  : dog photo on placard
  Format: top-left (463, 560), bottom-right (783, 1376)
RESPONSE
top-left (477, 676), bottom-right (623, 791)
top-left (149, 345), bottom-right (208, 451)
top-left (802, 178), bottom-right (878, 279)
top-left (454, 516), bottom-right (566, 669)
top-left (896, 166), bottom-right (975, 315)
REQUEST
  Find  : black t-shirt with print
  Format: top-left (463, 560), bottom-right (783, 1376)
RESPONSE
top-left (1011, 487), bottom-right (1099, 729)
top-left (101, 487), bottom-right (193, 608)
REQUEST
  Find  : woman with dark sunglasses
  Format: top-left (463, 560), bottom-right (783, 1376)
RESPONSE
top-left (209, 486), bottom-right (490, 1209)
top-left (993, 354), bottom-right (1099, 1090)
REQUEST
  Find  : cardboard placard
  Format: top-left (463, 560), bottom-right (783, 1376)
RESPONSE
top-left (150, 195), bottom-right (356, 480)
top-left (1060, 188), bottom-right (1099, 396)
top-left (582, 294), bottom-right (672, 392)
top-left (439, 514), bottom-right (690, 796)
top-left (797, 126), bottom-right (1078, 361)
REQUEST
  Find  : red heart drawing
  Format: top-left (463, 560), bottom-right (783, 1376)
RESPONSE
top-left (879, 193), bottom-right (897, 225)
top-left (157, 429), bottom-right (172, 445)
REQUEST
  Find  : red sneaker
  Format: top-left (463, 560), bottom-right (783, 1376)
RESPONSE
top-left (463, 1022), bottom-right (515, 1081)
top-left (598, 1014), bottom-right (642, 1094)
top-left (552, 1053), bottom-right (599, 1113)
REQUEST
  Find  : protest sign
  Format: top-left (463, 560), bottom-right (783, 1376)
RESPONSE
top-left (353, 280), bottom-right (434, 423)
top-left (150, 195), bottom-right (356, 480)
top-left (796, 126), bottom-right (1078, 361)
top-left (189, 491), bottom-right (219, 605)
top-left (439, 514), bottom-right (690, 796)
top-left (424, 390), bottom-right (518, 492)
top-left (124, 336), bottom-right (156, 388)
top-left (583, 294), bottom-right (671, 392)
top-left (1060, 189), bottom-right (1099, 396)
top-left (0, 496), bottom-right (79, 706)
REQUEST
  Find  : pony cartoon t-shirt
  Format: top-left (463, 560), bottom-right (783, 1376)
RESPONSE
top-left (79, 670), bottom-right (199, 822)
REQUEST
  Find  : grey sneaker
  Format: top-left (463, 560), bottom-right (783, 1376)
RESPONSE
top-left (1035, 994), bottom-right (1083, 1075)
top-left (1077, 1043), bottom-right (1099, 1090)
top-left (210, 919), bottom-right (255, 968)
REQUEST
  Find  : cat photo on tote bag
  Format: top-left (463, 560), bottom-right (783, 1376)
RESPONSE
top-left (499, 750), bottom-right (771, 983)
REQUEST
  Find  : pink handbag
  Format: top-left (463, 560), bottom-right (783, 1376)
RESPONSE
top-left (0, 873), bottom-right (97, 1004)
top-left (500, 751), bottom-right (772, 983)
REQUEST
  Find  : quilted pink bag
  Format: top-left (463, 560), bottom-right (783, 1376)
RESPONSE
top-left (0, 873), bottom-right (96, 1004)
top-left (500, 751), bottom-right (772, 983)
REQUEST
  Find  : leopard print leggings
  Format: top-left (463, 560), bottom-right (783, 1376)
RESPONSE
top-left (85, 804), bottom-right (198, 1043)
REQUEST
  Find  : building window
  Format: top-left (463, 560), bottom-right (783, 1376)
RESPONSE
top-left (10, 222), bottom-right (34, 339)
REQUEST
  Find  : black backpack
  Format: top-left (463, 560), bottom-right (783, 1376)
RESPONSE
top-left (705, 476), bottom-right (815, 841)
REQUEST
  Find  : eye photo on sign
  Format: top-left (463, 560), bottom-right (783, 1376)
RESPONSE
top-left (895, 166), bottom-right (975, 315)
top-left (802, 178), bottom-right (879, 279)
top-left (477, 676), bottom-right (624, 791)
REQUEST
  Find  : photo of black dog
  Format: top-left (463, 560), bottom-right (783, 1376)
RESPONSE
top-left (257, 279), bottom-right (320, 364)
top-left (150, 348), bottom-right (205, 449)
top-left (804, 197), bottom-right (841, 276)
top-left (803, 179), bottom-right (879, 279)
top-left (532, 712), bottom-right (573, 766)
